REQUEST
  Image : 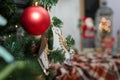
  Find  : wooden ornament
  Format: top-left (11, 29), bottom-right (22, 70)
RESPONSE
top-left (37, 33), bottom-right (49, 75)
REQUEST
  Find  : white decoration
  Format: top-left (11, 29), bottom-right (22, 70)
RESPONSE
top-left (38, 49), bottom-right (49, 75)
top-left (0, 46), bottom-right (14, 63)
top-left (52, 27), bottom-right (62, 50)
top-left (64, 51), bottom-right (71, 59)
top-left (39, 51), bottom-right (49, 69)
top-left (52, 27), bottom-right (71, 59)
top-left (0, 15), bottom-right (7, 26)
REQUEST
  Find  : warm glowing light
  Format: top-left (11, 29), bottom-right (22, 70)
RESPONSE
top-left (15, 25), bottom-right (18, 28)
top-left (98, 17), bottom-right (111, 32)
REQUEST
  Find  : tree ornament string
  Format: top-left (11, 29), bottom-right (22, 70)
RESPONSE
top-left (55, 30), bottom-right (67, 52)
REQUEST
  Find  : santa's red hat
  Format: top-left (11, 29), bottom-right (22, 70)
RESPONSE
top-left (82, 17), bottom-right (88, 22)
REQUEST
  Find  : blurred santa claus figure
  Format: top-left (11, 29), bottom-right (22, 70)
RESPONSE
top-left (81, 17), bottom-right (95, 48)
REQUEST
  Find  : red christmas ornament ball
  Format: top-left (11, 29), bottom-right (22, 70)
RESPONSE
top-left (21, 6), bottom-right (50, 35)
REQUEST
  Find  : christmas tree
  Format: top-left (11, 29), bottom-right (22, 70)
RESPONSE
top-left (0, 0), bottom-right (75, 80)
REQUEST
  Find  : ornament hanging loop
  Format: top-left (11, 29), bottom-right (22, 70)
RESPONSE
top-left (34, 0), bottom-right (41, 6)
top-left (35, 2), bottom-right (39, 6)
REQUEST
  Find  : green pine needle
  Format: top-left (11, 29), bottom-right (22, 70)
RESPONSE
top-left (66, 35), bottom-right (75, 50)
top-left (48, 49), bottom-right (65, 64)
top-left (51, 17), bottom-right (63, 28)
top-left (40, 0), bottom-right (58, 10)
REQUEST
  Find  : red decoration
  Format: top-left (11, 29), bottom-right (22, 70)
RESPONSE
top-left (21, 6), bottom-right (50, 35)
top-left (82, 17), bottom-right (95, 38)
top-left (102, 36), bottom-right (115, 49)
top-left (102, 36), bottom-right (115, 54)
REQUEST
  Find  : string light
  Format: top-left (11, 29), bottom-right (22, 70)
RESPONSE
top-left (15, 25), bottom-right (18, 28)
top-left (9, 35), bottom-right (11, 37)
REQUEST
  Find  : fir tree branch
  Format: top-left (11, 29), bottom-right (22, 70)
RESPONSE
top-left (40, 0), bottom-right (58, 10)
top-left (48, 49), bottom-right (65, 64)
top-left (66, 35), bottom-right (75, 50)
top-left (51, 17), bottom-right (63, 28)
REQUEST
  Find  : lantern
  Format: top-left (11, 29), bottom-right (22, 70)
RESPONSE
top-left (95, 0), bottom-right (113, 48)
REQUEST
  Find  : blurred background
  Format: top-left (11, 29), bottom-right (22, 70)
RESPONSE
top-left (50, 0), bottom-right (120, 53)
